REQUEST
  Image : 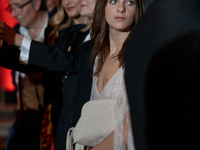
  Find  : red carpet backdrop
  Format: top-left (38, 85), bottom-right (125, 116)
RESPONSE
top-left (0, 0), bottom-right (17, 91)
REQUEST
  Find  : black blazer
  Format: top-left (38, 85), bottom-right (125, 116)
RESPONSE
top-left (0, 24), bottom-right (43, 73)
top-left (125, 0), bottom-right (200, 150)
top-left (26, 24), bottom-right (90, 150)
top-left (48, 26), bottom-right (90, 150)
top-left (71, 40), bottom-right (94, 125)
top-left (28, 25), bottom-right (89, 72)
top-left (54, 40), bottom-right (93, 150)
top-left (0, 24), bottom-right (91, 150)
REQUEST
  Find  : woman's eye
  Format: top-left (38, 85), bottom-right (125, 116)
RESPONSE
top-left (109, 0), bottom-right (117, 4)
top-left (126, 0), bottom-right (135, 6)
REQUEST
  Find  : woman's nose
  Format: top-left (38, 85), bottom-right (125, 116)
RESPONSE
top-left (117, 3), bottom-right (126, 13)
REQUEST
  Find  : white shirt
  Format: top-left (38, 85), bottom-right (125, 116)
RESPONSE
top-left (19, 15), bottom-right (48, 64)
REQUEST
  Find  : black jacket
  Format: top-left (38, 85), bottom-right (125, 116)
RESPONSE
top-left (125, 0), bottom-right (200, 150)
top-left (71, 40), bottom-right (94, 127)
top-left (26, 24), bottom-right (90, 150)
top-left (0, 24), bottom-right (89, 150)
top-left (28, 25), bottom-right (88, 72)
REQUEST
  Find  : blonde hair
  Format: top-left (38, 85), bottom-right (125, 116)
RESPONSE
top-left (46, 0), bottom-right (72, 45)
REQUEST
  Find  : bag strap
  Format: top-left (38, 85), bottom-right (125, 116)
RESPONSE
top-left (75, 144), bottom-right (84, 150)
top-left (66, 127), bottom-right (85, 150)
top-left (66, 127), bottom-right (75, 150)
top-left (66, 128), bottom-right (86, 150)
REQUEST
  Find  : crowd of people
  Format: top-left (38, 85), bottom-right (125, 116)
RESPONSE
top-left (0, 0), bottom-right (199, 150)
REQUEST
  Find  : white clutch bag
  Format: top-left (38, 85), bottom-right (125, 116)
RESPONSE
top-left (66, 99), bottom-right (116, 149)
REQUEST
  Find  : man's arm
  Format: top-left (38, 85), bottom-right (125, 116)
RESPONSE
top-left (0, 41), bottom-right (43, 72)
top-left (0, 21), bottom-right (80, 72)
top-left (0, 21), bottom-right (45, 72)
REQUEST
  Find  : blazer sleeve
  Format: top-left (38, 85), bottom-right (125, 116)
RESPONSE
top-left (28, 25), bottom-right (87, 72)
top-left (0, 42), bottom-right (42, 73)
top-left (29, 40), bottom-right (78, 72)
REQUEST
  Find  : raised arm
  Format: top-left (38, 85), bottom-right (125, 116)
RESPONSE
top-left (26, 25), bottom-right (88, 72)
top-left (0, 21), bottom-right (84, 73)
top-left (0, 41), bottom-right (45, 73)
top-left (28, 28), bottom-right (79, 72)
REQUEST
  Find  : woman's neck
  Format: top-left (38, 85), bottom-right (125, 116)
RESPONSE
top-left (109, 30), bottom-right (131, 57)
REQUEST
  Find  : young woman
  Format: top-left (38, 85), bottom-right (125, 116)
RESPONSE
top-left (70, 0), bottom-right (146, 149)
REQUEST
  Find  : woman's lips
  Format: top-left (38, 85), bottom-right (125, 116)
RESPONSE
top-left (114, 16), bottom-right (125, 21)
top-left (67, 6), bottom-right (74, 11)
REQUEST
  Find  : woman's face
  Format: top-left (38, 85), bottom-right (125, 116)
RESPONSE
top-left (105, 0), bottom-right (136, 32)
top-left (46, 0), bottom-right (58, 12)
top-left (62, 0), bottom-right (82, 18)
top-left (80, 0), bottom-right (97, 17)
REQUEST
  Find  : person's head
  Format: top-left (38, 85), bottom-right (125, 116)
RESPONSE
top-left (47, 0), bottom-right (83, 44)
top-left (46, 0), bottom-right (58, 12)
top-left (92, 0), bottom-right (145, 36)
top-left (90, 0), bottom-right (146, 74)
top-left (80, 0), bottom-right (97, 18)
top-left (8, 0), bottom-right (47, 27)
top-left (62, 0), bottom-right (82, 19)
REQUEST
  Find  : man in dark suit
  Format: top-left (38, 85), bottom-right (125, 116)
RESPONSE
top-left (0, 1), bottom-right (57, 150)
top-left (125, 0), bottom-right (200, 150)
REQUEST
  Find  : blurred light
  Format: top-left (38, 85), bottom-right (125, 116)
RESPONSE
top-left (0, 0), bottom-right (17, 91)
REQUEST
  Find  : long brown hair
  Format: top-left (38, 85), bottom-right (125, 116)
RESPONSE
top-left (47, 0), bottom-right (72, 45)
top-left (90, 0), bottom-right (146, 75)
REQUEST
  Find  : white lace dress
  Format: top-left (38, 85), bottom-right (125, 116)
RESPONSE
top-left (90, 59), bottom-right (135, 150)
